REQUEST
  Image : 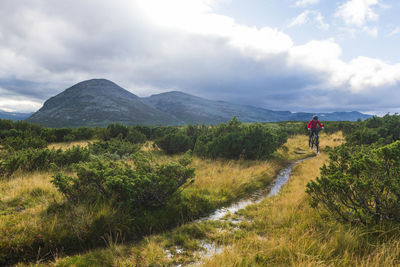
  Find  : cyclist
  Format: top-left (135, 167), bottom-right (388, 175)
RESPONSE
top-left (307, 115), bottom-right (324, 147)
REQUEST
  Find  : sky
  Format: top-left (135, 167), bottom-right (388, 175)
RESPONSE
top-left (1, 0), bottom-right (400, 115)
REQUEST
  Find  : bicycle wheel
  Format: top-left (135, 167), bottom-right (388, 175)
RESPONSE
top-left (315, 136), bottom-right (319, 153)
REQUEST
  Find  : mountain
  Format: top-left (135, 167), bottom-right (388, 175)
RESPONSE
top-left (27, 79), bottom-right (179, 127)
top-left (144, 91), bottom-right (371, 123)
top-left (0, 110), bottom-right (32, 121)
top-left (27, 79), bottom-right (372, 127)
top-left (143, 91), bottom-right (291, 124)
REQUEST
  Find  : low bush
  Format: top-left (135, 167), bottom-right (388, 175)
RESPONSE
top-left (0, 146), bottom-right (90, 177)
top-left (1, 136), bottom-right (47, 150)
top-left (126, 129), bottom-right (147, 144)
top-left (88, 138), bottom-right (140, 158)
top-left (306, 141), bottom-right (400, 225)
top-left (52, 152), bottom-right (195, 210)
top-left (194, 117), bottom-right (285, 160)
top-left (345, 114), bottom-right (400, 146)
top-left (155, 132), bottom-right (194, 154)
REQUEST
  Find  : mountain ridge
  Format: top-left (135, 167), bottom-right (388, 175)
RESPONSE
top-left (26, 79), bottom-right (372, 127)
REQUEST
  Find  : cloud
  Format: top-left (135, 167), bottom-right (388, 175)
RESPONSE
top-left (293, 0), bottom-right (320, 8)
top-left (0, 86), bottom-right (42, 112)
top-left (0, 0), bottom-right (399, 114)
top-left (362, 26), bottom-right (378, 37)
top-left (335, 0), bottom-right (380, 26)
top-left (389, 26), bottom-right (400, 36)
top-left (288, 10), bottom-right (329, 30)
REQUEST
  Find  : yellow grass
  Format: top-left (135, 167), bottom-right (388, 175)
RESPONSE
top-left (0, 172), bottom-right (63, 257)
top-left (140, 141), bottom-right (157, 152)
top-left (191, 158), bottom-right (278, 192)
top-left (48, 140), bottom-right (93, 150)
top-left (0, 171), bottom-right (60, 203)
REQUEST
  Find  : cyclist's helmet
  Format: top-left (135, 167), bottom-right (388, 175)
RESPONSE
top-left (313, 115), bottom-right (318, 120)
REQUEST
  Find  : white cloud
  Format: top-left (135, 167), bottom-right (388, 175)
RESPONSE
top-left (362, 26), bottom-right (378, 37)
top-left (294, 0), bottom-right (320, 7)
top-left (335, 0), bottom-right (380, 26)
top-left (0, 86), bottom-right (42, 112)
top-left (288, 10), bottom-right (329, 30)
top-left (0, 99), bottom-right (42, 113)
top-left (289, 39), bottom-right (400, 92)
top-left (389, 26), bottom-right (400, 36)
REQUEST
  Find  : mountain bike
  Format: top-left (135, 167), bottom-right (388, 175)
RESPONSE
top-left (309, 129), bottom-right (321, 153)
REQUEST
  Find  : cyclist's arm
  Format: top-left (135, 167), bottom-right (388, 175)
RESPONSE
top-left (317, 120), bottom-right (324, 128)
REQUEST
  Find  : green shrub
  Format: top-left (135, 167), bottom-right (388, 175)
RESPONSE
top-left (345, 114), bottom-right (400, 146)
top-left (0, 146), bottom-right (90, 177)
top-left (194, 117), bottom-right (284, 160)
top-left (88, 138), bottom-right (140, 158)
top-left (51, 152), bottom-right (195, 210)
top-left (306, 141), bottom-right (400, 225)
top-left (150, 126), bottom-right (180, 140)
top-left (155, 132), bottom-right (194, 154)
top-left (102, 123), bottom-right (129, 140)
top-left (1, 136), bottom-right (47, 150)
top-left (126, 129), bottom-right (146, 144)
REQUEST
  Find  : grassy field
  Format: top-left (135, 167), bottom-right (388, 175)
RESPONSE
top-left (8, 132), bottom-right (344, 266)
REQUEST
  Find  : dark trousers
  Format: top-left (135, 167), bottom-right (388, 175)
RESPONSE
top-left (309, 129), bottom-right (319, 144)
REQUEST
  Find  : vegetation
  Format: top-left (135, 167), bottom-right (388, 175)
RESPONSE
top-left (345, 114), bottom-right (400, 146)
top-left (43, 133), bottom-right (342, 267)
top-left (48, 131), bottom-right (400, 266)
top-left (1, 118), bottom-right (310, 265)
top-left (307, 141), bottom-right (400, 224)
top-left (307, 114), bottom-right (400, 225)
top-left (155, 132), bottom-right (194, 155)
top-left (10, 115), bottom-right (400, 266)
top-left (52, 153), bottom-right (195, 210)
top-left (155, 117), bottom-right (289, 160)
top-left (0, 146), bottom-right (91, 177)
top-left (194, 117), bottom-right (286, 160)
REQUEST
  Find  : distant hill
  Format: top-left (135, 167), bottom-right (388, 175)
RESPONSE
top-left (143, 91), bottom-right (292, 124)
top-left (144, 91), bottom-right (371, 123)
top-left (0, 110), bottom-right (32, 121)
top-left (27, 79), bottom-right (179, 127)
top-left (27, 79), bottom-right (372, 127)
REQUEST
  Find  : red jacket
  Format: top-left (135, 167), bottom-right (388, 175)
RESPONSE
top-left (307, 120), bottom-right (323, 129)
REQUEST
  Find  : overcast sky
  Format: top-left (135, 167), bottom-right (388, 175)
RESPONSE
top-left (1, 0), bottom-right (400, 114)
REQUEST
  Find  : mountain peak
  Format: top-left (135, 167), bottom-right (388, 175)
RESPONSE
top-left (27, 79), bottom-right (179, 127)
top-left (63, 78), bottom-right (138, 98)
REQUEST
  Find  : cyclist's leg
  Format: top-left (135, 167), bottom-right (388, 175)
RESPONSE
top-left (315, 129), bottom-right (320, 138)
top-left (310, 129), bottom-right (317, 147)
top-left (309, 130), bottom-right (313, 146)
top-left (315, 129), bottom-right (320, 151)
